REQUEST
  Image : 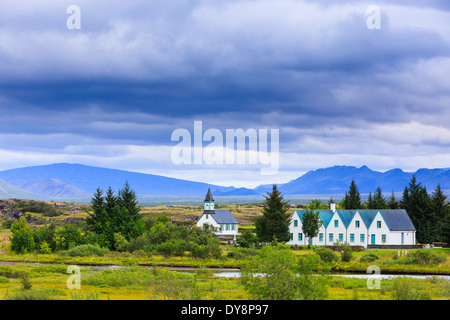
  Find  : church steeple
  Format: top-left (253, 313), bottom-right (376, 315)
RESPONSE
top-left (204, 188), bottom-right (215, 212)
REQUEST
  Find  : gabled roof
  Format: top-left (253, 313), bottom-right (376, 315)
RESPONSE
top-left (355, 209), bottom-right (378, 229)
top-left (210, 210), bottom-right (238, 224)
top-left (378, 209), bottom-right (416, 231)
top-left (336, 210), bottom-right (356, 228)
top-left (294, 210), bottom-right (334, 228)
top-left (293, 209), bottom-right (416, 232)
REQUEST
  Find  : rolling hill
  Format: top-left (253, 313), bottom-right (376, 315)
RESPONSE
top-left (275, 165), bottom-right (450, 195)
top-left (0, 163), bottom-right (239, 196)
top-left (0, 179), bottom-right (46, 200)
top-left (0, 163), bottom-right (448, 201)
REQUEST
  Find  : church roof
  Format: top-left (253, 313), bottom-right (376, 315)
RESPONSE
top-left (210, 210), bottom-right (239, 224)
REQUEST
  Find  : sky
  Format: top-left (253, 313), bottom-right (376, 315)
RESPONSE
top-left (0, 0), bottom-right (450, 188)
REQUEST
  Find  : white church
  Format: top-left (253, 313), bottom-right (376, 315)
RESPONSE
top-left (287, 203), bottom-right (416, 248)
top-left (196, 188), bottom-right (239, 242)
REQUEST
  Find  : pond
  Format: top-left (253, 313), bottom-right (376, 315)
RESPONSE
top-left (211, 271), bottom-right (450, 280)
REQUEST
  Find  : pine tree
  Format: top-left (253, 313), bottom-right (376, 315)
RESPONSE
top-left (118, 181), bottom-right (140, 217)
top-left (344, 180), bottom-right (361, 209)
top-left (367, 192), bottom-right (374, 209)
top-left (86, 188), bottom-right (106, 233)
top-left (401, 175), bottom-right (433, 244)
top-left (105, 186), bottom-right (118, 215)
top-left (372, 187), bottom-right (387, 209)
top-left (431, 184), bottom-right (449, 242)
top-left (388, 191), bottom-right (399, 209)
top-left (255, 185), bottom-right (291, 243)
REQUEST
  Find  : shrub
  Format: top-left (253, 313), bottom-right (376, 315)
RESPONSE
top-left (31, 264), bottom-right (69, 275)
top-left (340, 243), bottom-right (353, 262)
top-left (409, 250), bottom-right (446, 265)
top-left (390, 277), bottom-right (431, 300)
top-left (40, 241), bottom-right (52, 254)
top-left (359, 253), bottom-right (380, 263)
top-left (0, 276), bottom-right (9, 283)
top-left (62, 244), bottom-right (109, 257)
top-left (236, 230), bottom-right (259, 248)
top-left (315, 247), bottom-right (339, 262)
top-left (227, 247), bottom-right (258, 260)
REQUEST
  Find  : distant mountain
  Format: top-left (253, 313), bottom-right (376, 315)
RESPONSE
top-left (214, 187), bottom-right (260, 196)
top-left (0, 163), bottom-right (448, 201)
top-left (0, 179), bottom-right (45, 200)
top-left (14, 179), bottom-right (92, 198)
top-left (276, 165), bottom-right (450, 195)
top-left (0, 163), bottom-right (237, 196)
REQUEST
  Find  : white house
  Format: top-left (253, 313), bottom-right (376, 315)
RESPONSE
top-left (196, 188), bottom-right (239, 242)
top-left (288, 205), bottom-right (416, 248)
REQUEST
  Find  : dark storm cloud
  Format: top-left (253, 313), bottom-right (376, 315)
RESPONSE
top-left (0, 0), bottom-right (449, 185)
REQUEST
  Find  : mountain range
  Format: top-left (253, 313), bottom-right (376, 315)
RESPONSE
top-left (0, 163), bottom-right (448, 201)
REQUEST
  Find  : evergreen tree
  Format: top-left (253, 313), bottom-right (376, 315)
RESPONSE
top-left (431, 184), bottom-right (449, 242)
top-left (255, 185), bottom-right (291, 243)
top-left (388, 191), bottom-right (399, 209)
top-left (367, 192), bottom-right (374, 209)
top-left (105, 186), bottom-right (118, 215)
top-left (87, 182), bottom-right (145, 249)
top-left (440, 210), bottom-right (450, 244)
top-left (344, 180), bottom-right (361, 209)
top-left (372, 187), bottom-right (388, 209)
top-left (118, 181), bottom-right (140, 217)
top-left (401, 175), bottom-right (433, 244)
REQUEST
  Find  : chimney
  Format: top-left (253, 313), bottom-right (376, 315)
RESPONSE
top-left (330, 203), bottom-right (336, 212)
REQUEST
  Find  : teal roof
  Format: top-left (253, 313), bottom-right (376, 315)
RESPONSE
top-left (294, 210), bottom-right (334, 228)
top-left (336, 210), bottom-right (356, 228)
top-left (354, 210), bottom-right (378, 229)
top-left (293, 209), bottom-right (415, 231)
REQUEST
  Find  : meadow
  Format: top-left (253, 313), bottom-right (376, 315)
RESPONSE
top-left (0, 201), bottom-right (449, 300)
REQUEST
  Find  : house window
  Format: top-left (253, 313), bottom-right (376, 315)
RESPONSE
top-left (334, 220), bottom-right (338, 227)
top-left (298, 233), bottom-right (303, 241)
top-left (350, 234), bottom-right (355, 243)
top-left (206, 214), bottom-right (208, 219)
top-left (290, 233), bottom-right (293, 241)
top-left (377, 221), bottom-right (381, 228)
top-left (294, 220), bottom-right (298, 227)
top-left (339, 233), bottom-right (343, 242)
top-left (360, 234), bottom-right (365, 243)
top-left (329, 233), bottom-right (334, 242)
top-left (319, 233), bottom-right (323, 242)
top-left (382, 234), bottom-right (386, 243)
top-left (355, 220), bottom-right (360, 228)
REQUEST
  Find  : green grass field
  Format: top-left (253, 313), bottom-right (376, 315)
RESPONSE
top-left (0, 202), bottom-right (449, 300)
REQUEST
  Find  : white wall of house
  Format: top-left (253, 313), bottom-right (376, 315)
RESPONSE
top-left (347, 211), bottom-right (369, 248)
top-left (288, 209), bottom-right (416, 247)
top-left (289, 213), bottom-right (306, 245)
top-left (197, 213), bottom-right (220, 231)
top-left (196, 213), bottom-right (238, 237)
top-left (387, 231), bottom-right (415, 245)
top-left (326, 211), bottom-right (347, 245)
top-left (367, 211), bottom-right (391, 245)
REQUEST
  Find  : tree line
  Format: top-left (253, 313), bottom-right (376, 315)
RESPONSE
top-left (243, 176), bottom-right (449, 248)
top-left (341, 177), bottom-right (450, 244)
top-left (8, 182), bottom-right (221, 258)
